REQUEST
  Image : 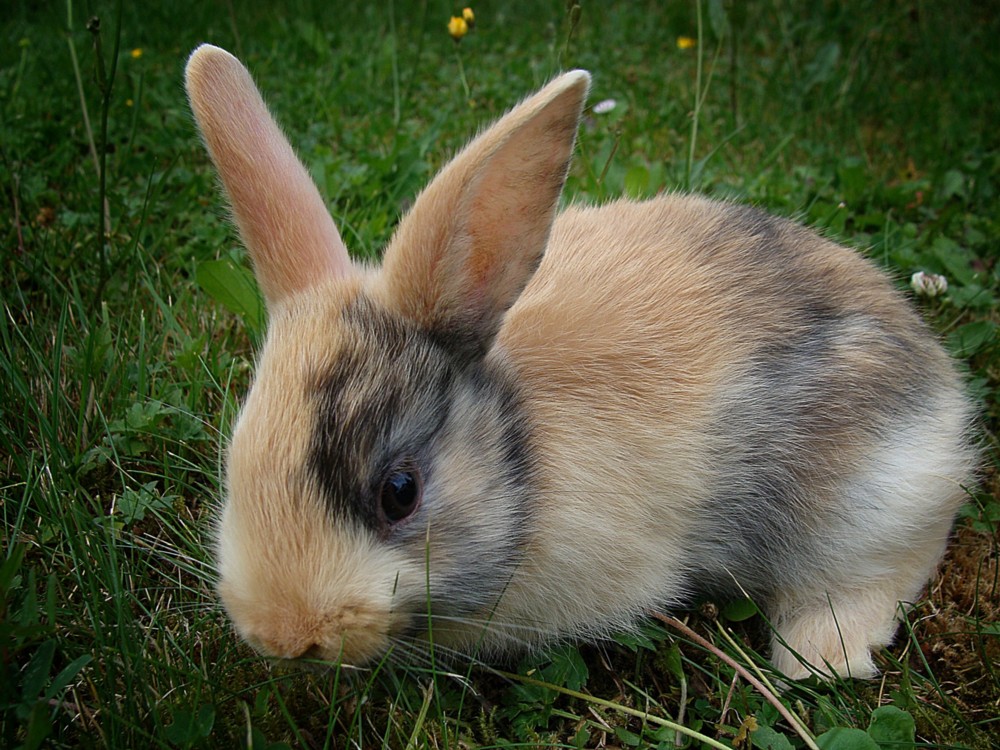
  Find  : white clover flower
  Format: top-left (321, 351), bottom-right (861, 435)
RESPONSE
top-left (910, 271), bottom-right (948, 297)
top-left (592, 98), bottom-right (617, 114)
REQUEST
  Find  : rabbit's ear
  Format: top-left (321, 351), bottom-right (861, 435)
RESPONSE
top-left (185, 45), bottom-right (351, 306)
top-left (378, 70), bottom-right (590, 360)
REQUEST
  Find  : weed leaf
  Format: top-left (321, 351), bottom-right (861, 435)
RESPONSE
top-left (816, 727), bottom-right (880, 750)
top-left (751, 723), bottom-right (795, 750)
top-left (195, 258), bottom-right (265, 340)
top-left (867, 706), bottom-right (916, 748)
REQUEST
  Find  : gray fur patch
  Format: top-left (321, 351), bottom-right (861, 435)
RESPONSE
top-left (307, 295), bottom-right (538, 620)
top-left (685, 204), bottom-right (948, 603)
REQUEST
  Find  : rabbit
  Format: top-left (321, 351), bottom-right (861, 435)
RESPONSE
top-left (184, 43), bottom-right (975, 681)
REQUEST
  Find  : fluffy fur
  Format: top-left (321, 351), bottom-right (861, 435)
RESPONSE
top-left (186, 44), bottom-right (975, 680)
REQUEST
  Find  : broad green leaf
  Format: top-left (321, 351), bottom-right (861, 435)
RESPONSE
top-left (21, 640), bottom-right (56, 702)
top-left (721, 598), bottom-right (759, 622)
top-left (540, 644), bottom-right (589, 691)
top-left (44, 654), bottom-right (93, 701)
top-left (658, 641), bottom-right (685, 682)
top-left (837, 158), bottom-right (867, 204)
top-left (615, 726), bottom-right (642, 746)
top-left (752, 724), bottom-right (796, 750)
top-left (938, 169), bottom-right (966, 201)
top-left (614, 621), bottom-right (669, 652)
top-left (867, 706), bottom-right (915, 748)
top-left (21, 700), bottom-right (53, 750)
top-left (817, 727), bottom-right (880, 750)
top-left (802, 42), bottom-right (841, 93)
top-left (947, 283), bottom-right (996, 311)
top-left (624, 164), bottom-right (651, 198)
top-left (947, 320), bottom-right (996, 358)
top-left (0, 543), bottom-right (26, 595)
top-left (117, 482), bottom-right (175, 525)
top-left (708, 0), bottom-right (730, 39)
top-left (194, 704), bottom-right (216, 738)
top-left (163, 709), bottom-right (193, 746)
top-left (195, 258), bottom-right (266, 340)
top-left (165, 705), bottom-right (215, 746)
top-left (929, 236), bottom-right (975, 286)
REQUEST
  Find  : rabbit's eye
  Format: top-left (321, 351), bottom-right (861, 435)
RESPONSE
top-left (379, 467), bottom-right (422, 524)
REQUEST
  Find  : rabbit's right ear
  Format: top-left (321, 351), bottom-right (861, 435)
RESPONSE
top-left (185, 45), bottom-right (351, 306)
top-left (377, 71), bottom-right (590, 360)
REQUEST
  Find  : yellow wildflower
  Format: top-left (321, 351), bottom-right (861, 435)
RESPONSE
top-left (676, 36), bottom-right (696, 50)
top-left (448, 16), bottom-right (468, 40)
top-left (130, 48), bottom-right (143, 59)
top-left (126, 98), bottom-right (134, 107)
top-left (462, 7), bottom-right (475, 26)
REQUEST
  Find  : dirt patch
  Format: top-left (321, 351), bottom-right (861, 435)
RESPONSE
top-left (909, 520), bottom-right (1000, 727)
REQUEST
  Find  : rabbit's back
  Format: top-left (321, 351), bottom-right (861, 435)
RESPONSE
top-left (492, 195), bottom-right (973, 664)
top-left (504, 195), bottom-right (951, 392)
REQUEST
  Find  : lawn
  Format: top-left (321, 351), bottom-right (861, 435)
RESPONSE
top-left (2, 1), bottom-right (999, 748)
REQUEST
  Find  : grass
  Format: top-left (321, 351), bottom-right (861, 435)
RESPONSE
top-left (2, 0), bottom-right (999, 747)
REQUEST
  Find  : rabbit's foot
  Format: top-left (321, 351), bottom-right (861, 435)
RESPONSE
top-left (769, 587), bottom-right (902, 680)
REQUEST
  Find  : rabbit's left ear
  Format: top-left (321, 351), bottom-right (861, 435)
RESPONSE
top-left (185, 45), bottom-right (352, 306)
top-left (378, 71), bottom-right (590, 360)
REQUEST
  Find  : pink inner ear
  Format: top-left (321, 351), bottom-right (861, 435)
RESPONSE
top-left (185, 45), bottom-right (351, 305)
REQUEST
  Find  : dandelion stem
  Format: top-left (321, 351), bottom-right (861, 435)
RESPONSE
top-left (66, 1), bottom-right (100, 179)
top-left (89, 0), bottom-right (123, 310)
top-left (388, 0), bottom-right (400, 126)
top-left (454, 47), bottom-right (471, 104)
top-left (560, 2), bottom-right (582, 69)
top-left (686, 0), bottom-right (704, 190)
top-left (597, 128), bottom-right (622, 193)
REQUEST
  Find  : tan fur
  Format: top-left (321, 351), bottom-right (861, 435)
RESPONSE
top-left (186, 45), bottom-right (975, 681)
top-left (220, 276), bottom-right (421, 663)
top-left (185, 46), bottom-right (351, 303)
top-left (484, 199), bottom-right (739, 636)
top-left (376, 71), bottom-right (589, 351)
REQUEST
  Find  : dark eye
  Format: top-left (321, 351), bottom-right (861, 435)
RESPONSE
top-left (379, 467), bottom-right (422, 524)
